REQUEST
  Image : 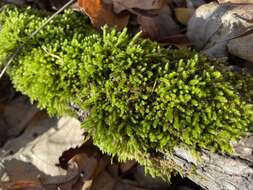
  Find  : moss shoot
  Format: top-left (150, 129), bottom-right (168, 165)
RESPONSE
top-left (1, 6), bottom-right (253, 180)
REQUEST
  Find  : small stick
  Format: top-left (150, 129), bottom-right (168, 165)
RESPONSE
top-left (0, 0), bottom-right (76, 79)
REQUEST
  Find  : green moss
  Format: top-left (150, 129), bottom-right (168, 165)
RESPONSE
top-left (0, 5), bottom-right (96, 115)
top-left (1, 6), bottom-right (253, 180)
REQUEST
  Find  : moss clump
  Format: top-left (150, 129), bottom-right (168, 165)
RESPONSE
top-left (1, 6), bottom-right (253, 180)
top-left (0, 5), bottom-right (96, 115)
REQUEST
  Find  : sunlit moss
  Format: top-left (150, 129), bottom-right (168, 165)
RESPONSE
top-left (1, 6), bottom-right (253, 180)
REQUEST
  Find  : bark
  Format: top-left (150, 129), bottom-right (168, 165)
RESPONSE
top-left (170, 136), bottom-right (253, 190)
top-left (71, 103), bottom-right (253, 190)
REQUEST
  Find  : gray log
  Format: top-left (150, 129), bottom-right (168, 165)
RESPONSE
top-left (170, 136), bottom-right (253, 190)
top-left (71, 103), bottom-right (253, 190)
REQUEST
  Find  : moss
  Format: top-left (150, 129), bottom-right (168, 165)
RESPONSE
top-left (0, 5), bottom-right (96, 115)
top-left (1, 6), bottom-right (253, 180)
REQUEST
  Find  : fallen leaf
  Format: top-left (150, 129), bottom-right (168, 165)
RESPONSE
top-left (134, 165), bottom-right (169, 190)
top-left (39, 162), bottom-right (80, 190)
top-left (0, 180), bottom-right (43, 190)
top-left (185, 0), bottom-right (206, 8)
top-left (58, 139), bottom-right (101, 170)
top-left (175, 8), bottom-right (195, 25)
top-left (158, 34), bottom-right (191, 49)
top-left (82, 179), bottom-right (93, 190)
top-left (111, 0), bottom-right (165, 14)
top-left (3, 0), bottom-right (71, 10)
top-left (228, 33), bottom-right (253, 62)
top-left (138, 4), bottom-right (180, 41)
top-left (72, 154), bottom-right (98, 179)
top-left (0, 116), bottom-right (83, 178)
top-left (4, 96), bottom-right (39, 138)
top-left (218, 0), bottom-right (253, 4)
top-left (113, 179), bottom-right (148, 190)
top-left (171, 0), bottom-right (187, 7)
top-left (58, 140), bottom-right (109, 190)
top-left (107, 163), bottom-right (119, 177)
top-left (78, 0), bottom-right (130, 30)
top-left (187, 2), bottom-right (253, 60)
top-left (0, 75), bottom-right (14, 103)
top-left (1, 0), bottom-right (26, 6)
top-left (0, 117), bottom-right (8, 146)
top-left (90, 171), bottom-right (116, 190)
top-left (119, 160), bottom-right (136, 174)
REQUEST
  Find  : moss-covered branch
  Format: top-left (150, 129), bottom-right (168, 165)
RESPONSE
top-left (1, 6), bottom-right (253, 180)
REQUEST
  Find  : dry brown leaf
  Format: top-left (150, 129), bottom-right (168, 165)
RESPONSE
top-left (39, 162), bottom-right (80, 190)
top-left (0, 117), bottom-right (8, 146)
top-left (134, 166), bottom-right (169, 190)
top-left (187, 2), bottom-right (253, 61)
top-left (158, 34), bottom-right (191, 48)
top-left (119, 160), bottom-right (136, 174)
top-left (111, 0), bottom-right (165, 14)
top-left (4, 96), bottom-right (39, 138)
top-left (107, 164), bottom-right (119, 177)
top-left (138, 4), bottom-right (180, 41)
top-left (58, 140), bottom-right (109, 190)
top-left (0, 75), bottom-right (14, 103)
top-left (218, 0), bottom-right (253, 3)
top-left (78, 0), bottom-right (129, 30)
top-left (72, 154), bottom-right (98, 180)
top-left (228, 33), bottom-right (253, 62)
top-left (113, 180), bottom-right (148, 190)
top-left (3, 0), bottom-right (70, 10)
top-left (175, 8), bottom-right (195, 25)
top-left (90, 171), bottom-right (116, 190)
top-left (58, 140), bottom-right (102, 170)
top-left (0, 180), bottom-right (43, 190)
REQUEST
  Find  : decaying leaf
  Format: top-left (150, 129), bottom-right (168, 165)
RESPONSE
top-left (175, 8), bottom-right (195, 25)
top-left (0, 180), bottom-right (43, 190)
top-left (0, 75), bottom-right (14, 103)
top-left (218, 0), bottom-right (253, 3)
top-left (2, 0), bottom-right (70, 10)
top-left (119, 160), bottom-right (136, 174)
top-left (39, 162), bottom-right (80, 190)
top-left (228, 33), bottom-right (253, 62)
top-left (58, 140), bottom-right (96, 170)
top-left (78, 0), bottom-right (129, 30)
top-left (187, 2), bottom-right (253, 61)
top-left (134, 166), bottom-right (169, 190)
top-left (111, 0), bottom-right (165, 14)
top-left (158, 34), bottom-right (191, 49)
top-left (138, 4), bottom-right (180, 41)
top-left (4, 96), bottom-right (39, 138)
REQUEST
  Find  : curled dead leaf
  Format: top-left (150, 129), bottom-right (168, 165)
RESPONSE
top-left (58, 139), bottom-right (100, 170)
top-left (0, 180), bottom-right (43, 190)
top-left (158, 34), bottom-right (192, 49)
top-left (175, 8), bottom-right (195, 25)
top-left (187, 2), bottom-right (253, 61)
top-left (78, 0), bottom-right (129, 30)
top-left (138, 4), bottom-right (180, 41)
top-left (119, 160), bottom-right (136, 174)
top-left (111, 0), bottom-right (165, 14)
top-left (228, 33), bottom-right (253, 62)
top-left (218, 0), bottom-right (253, 4)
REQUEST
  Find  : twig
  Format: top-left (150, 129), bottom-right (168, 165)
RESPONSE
top-left (0, 0), bottom-right (76, 79)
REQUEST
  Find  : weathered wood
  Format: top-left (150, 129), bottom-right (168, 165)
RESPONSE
top-left (72, 102), bottom-right (253, 190)
top-left (169, 135), bottom-right (253, 190)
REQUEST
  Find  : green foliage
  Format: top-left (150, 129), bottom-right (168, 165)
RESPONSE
top-left (0, 5), bottom-right (95, 115)
top-left (1, 6), bottom-right (253, 180)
